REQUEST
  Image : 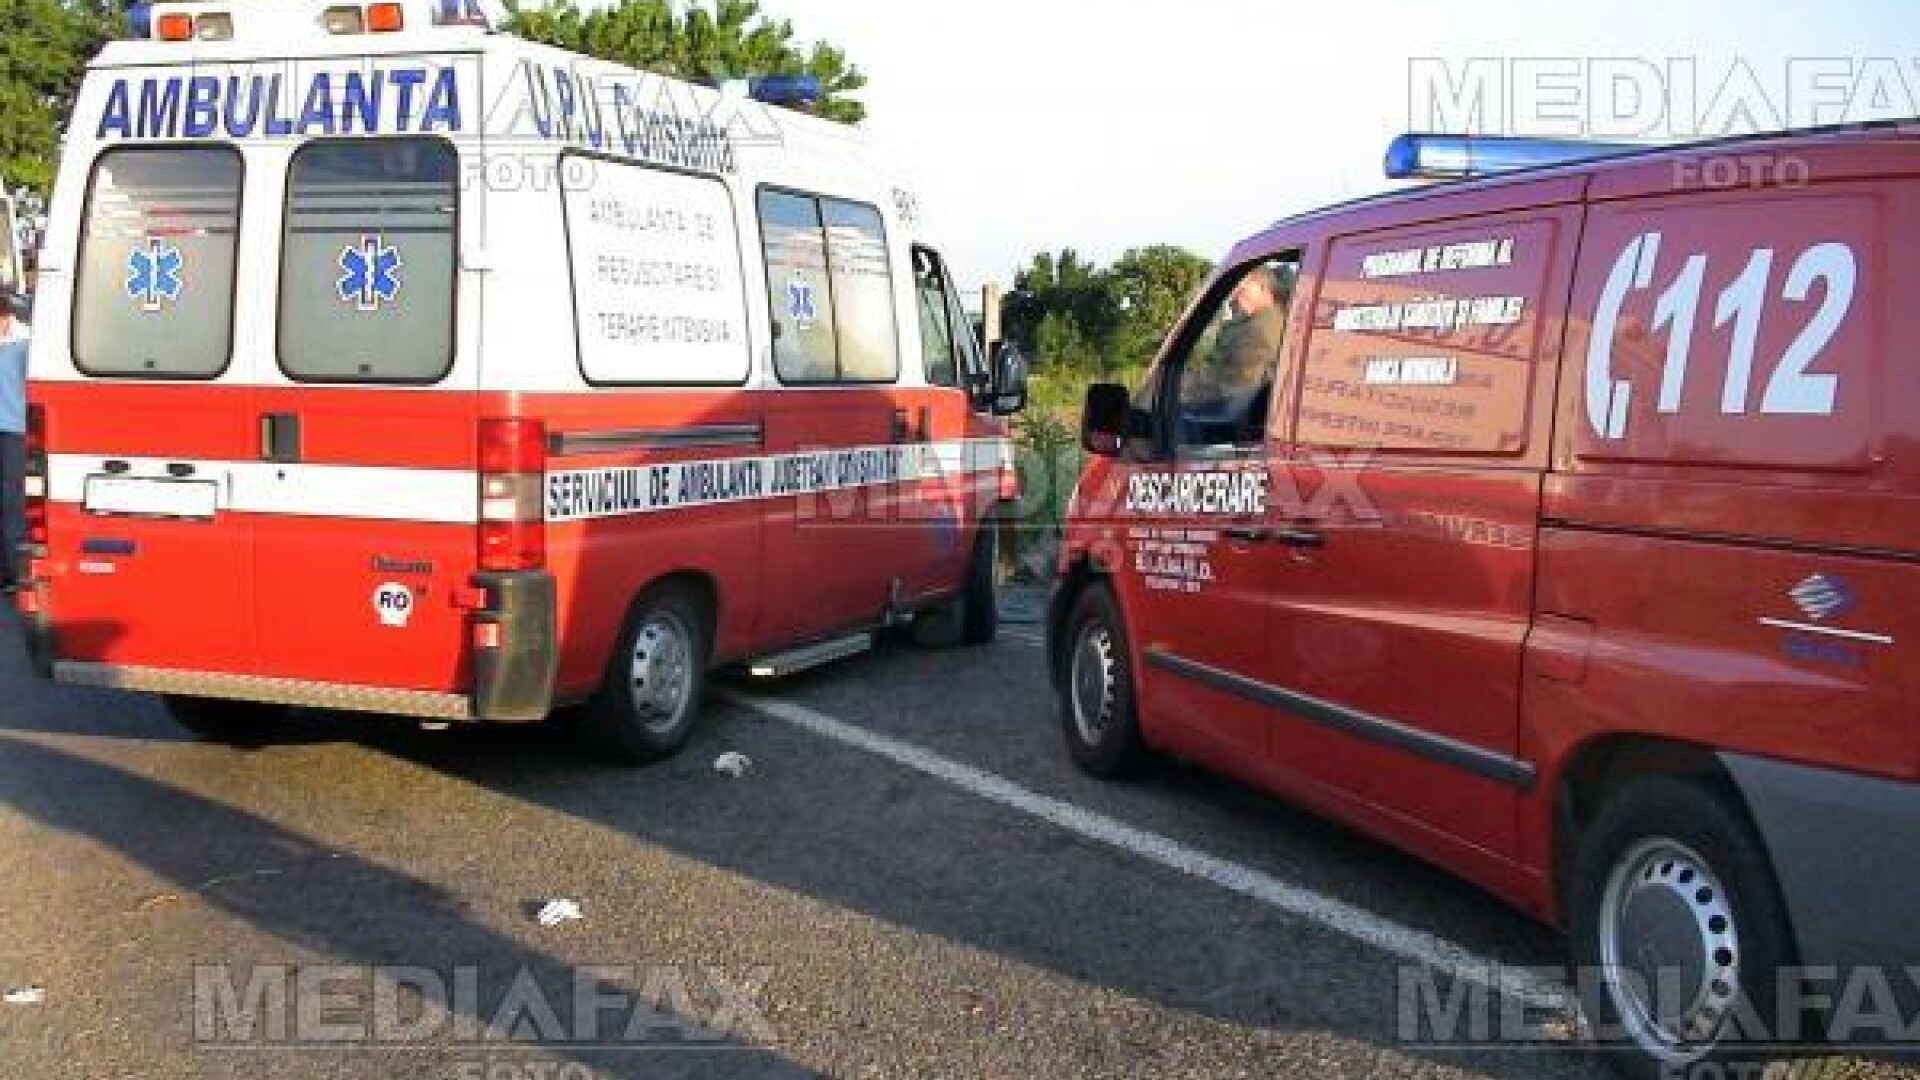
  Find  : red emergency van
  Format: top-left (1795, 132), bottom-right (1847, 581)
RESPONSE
top-left (19, 0), bottom-right (1024, 763)
top-left (1054, 129), bottom-right (1920, 1076)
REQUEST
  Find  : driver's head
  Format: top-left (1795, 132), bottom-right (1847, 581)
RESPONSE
top-left (1228, 268), bottom-right (1278, 318)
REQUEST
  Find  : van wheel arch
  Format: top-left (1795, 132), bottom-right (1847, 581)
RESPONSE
top-left (1551, 735), bottom-right (1745, 925)
top-left (1047, 556), bottom-right (1110, 689)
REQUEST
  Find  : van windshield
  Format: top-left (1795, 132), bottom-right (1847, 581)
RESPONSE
top-left (73, 146), bottom-right (242, 378)
top-left (279, 137), bottom-right (458, 383)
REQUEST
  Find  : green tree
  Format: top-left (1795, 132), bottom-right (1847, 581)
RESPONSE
top-left (1, 0), bottom-right (115, 195)
top-left (1106, 244), bottom-right (1213, 364)
top-left (1003, 244), bottom-right (1212, 380)
top-left (505, 0), bottom-right (868, 123)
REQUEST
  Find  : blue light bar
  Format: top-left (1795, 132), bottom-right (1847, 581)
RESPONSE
top-left (748, 75), bottom-right (821, 108)
top-left (127, 1), bottom-right (155, 37)
top-left (1384, 134), bottom-right (1641, 180)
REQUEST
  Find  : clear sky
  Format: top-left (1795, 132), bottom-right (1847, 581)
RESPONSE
top-left (765, 0), bottom-right (1919, 289)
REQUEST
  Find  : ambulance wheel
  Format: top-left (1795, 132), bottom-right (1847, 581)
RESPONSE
top-left (1058, 583), bottom-right (1147, 777)
top-left (959, 518), bottom-right (1000, 646)
top-left (163, 696), bottom-right (289, 746)
top-left (579, 586), bottom-right (710, 765)
top-left (1570, 776), bottom-right (1821, 1080)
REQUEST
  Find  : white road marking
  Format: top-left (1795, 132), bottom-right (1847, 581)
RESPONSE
top-left (717, 688), bottom-right (1576, 1014)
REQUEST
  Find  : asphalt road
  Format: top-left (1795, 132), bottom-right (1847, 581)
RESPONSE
top-left (0, 593), bottom-right (1911, 1080)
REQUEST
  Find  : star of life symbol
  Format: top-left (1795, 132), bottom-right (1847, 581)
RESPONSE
top-left (786, 276), bottom-right (817, 325)
top-left (338, 233), bottom-right (404, 312)
top-left (125, 237), bottom-right (184, 312)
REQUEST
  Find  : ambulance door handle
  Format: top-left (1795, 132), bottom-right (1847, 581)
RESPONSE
top-left (890, 407), bottom-right (912, 443)
top-left (1223, 525), bottom-right (1272, 544)
top-left (261, 413), bottom-right (301, 464)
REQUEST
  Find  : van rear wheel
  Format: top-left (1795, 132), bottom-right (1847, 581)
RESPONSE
top-left (163, 696), bottom-right (289, 746)
top-left (577, 586), bottom-right (710, 766)
top-left (1570, 777), bottom-right (1826, 1080)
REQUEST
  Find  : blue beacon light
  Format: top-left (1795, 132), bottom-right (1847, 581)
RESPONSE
top-left (1384, 134), bottom-right (1641, 180)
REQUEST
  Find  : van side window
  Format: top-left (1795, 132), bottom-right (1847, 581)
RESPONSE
top-left (73, 146), bottom-right (243, 378)
top-left (913, 246), bottom-right (959, 388)
top-left (758, 189), bottom-right (899, 384)
top-left (279, 138), bottom-right (458, 384)
top-left (1168, 255), bottom-right (1300, 450)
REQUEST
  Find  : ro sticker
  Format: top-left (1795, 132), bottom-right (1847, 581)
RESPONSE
top-left (373, 581), bottom-right (415, 628)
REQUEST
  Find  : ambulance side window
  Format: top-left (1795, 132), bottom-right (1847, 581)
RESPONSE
top-left (822, 199), bottom-right (899, 382)
top-left (1167, 254), bottom-right (1300, 452)
top-left (758, 189), bottom-right (899, 384)
top-left (279, 138), bottom-right (457, 384)
top-left (913, 246), bottom-right (959, 388)
top-left (73, 146), bottom-right (243, 378)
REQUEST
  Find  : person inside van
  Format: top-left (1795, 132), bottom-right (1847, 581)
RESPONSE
top-left (1178, 262), bottom-right (1290, 446)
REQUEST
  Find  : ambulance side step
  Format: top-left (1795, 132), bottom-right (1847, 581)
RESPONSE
top-left (746, 632), bottom-right (874, 680)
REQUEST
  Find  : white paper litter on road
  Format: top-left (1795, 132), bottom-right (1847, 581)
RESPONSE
top-left (534, 899), bottom-right (583, 927)
top-left (712, 751), bottom-right (753, 778)
top-left (4, 986), bottom-right (45, 1005)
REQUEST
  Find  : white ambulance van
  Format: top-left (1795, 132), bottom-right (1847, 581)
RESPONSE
top-left (19, 0), bottom-right (1026, 761)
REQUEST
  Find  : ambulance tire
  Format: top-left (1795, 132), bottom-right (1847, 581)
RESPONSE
top-left (960, 519), bottom-right (1000, 646)
top-left (1570, 776), bottom-right (1830, 1080)
top-left (1058, 583), bottom-right (1148, 777)
top-left (163, 696), bottom-right (289, 747)
top-left (578, 586), bottom-right (711, 766)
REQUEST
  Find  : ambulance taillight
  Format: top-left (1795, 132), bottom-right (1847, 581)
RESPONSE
top-left (22, 404), bottom-right (47, 549)
top-left (478, 419), bottom-right (546, 572)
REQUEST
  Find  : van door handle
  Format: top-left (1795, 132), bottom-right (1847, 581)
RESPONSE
top-left (1223, 526), bottom-right (1272, 544)
top-left (1276, 527), bottom-right (1326, 549)
top-left (261, 413), bottom-right (301, 464)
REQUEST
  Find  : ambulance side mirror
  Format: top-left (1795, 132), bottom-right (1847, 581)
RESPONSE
top-left (1082, 382), bottom-right (1132, 457)
top-left (989, 343), bottom-right (1027, 416)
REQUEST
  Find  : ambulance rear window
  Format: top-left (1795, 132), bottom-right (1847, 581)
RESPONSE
top-left (73, 146), bottom-right (242, 378)
top-left (279, 138), bottom-right (457, 384)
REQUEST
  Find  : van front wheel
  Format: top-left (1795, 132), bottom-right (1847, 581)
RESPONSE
top-left (578, 586), bottom-right (710, 765)
top-left (1058, 584), bottom-right (1147, 777)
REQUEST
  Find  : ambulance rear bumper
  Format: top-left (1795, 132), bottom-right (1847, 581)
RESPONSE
top-left (50, 662), bottom-right (476, 721)
top-left (27, 570), bottom-right (558, 724)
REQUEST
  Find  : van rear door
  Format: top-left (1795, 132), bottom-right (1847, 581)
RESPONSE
top-left (249, 133), bottom-right (479, 692)
top-left (42, 143), bottom-right (260, 674)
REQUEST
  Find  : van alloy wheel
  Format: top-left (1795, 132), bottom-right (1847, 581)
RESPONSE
top-left (629, 613), bottom-right (695, 735)
top-left (1069, 619), bottom-right (1119, 747)
top-left (1596, 837), bottom-right (1743, 1062)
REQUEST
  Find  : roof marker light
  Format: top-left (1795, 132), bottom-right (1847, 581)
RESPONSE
top-left (1384, 134), bottom-right (1641, 181)
top-left (366, 2), bottom-right (405, 32)
top-left (127, 2), bottom-right (154, 37)
top-left (194, 11), bottom-right (233, 39)
top-left (322, 4), bottom-right (364, 33)
top-left (155, 11), bottom-right (194, 40)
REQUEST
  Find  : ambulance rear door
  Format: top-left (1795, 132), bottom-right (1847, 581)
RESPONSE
top-left (38, 130), bottom-right (260, 674)
top-left (245, 58), bottom-right (484, 693)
